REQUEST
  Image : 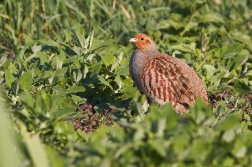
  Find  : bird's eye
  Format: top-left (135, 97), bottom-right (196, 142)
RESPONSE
top-left (140, 38), bottom-right (144, 40)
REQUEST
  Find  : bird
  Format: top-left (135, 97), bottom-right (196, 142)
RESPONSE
top-left (129, 33), bottom-right (208, 112)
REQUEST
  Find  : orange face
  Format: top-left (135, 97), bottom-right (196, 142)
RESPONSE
top-left (129, 33), bottom-right (154, 50)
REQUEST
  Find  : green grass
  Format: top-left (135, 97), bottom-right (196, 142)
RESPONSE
top-left (0, 0), bottom-right (252, 166)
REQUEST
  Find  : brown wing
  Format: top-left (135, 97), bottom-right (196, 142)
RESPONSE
top-left (139, 54), bottom-right (196, 107)
top-left (162, 54), bottom-right (209, 104)
top-left (154, 56), bottom-right (195, 105)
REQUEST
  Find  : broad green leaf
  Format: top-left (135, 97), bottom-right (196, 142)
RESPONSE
top-left (222, 129), bottom-right (235, 142)
top-left (52, 67), bottom-right (68, 83)
top-left (220, 44), bottom-right (245, 58)
top-left (197, 12), bottom-right (224, 23)
top-left (71, 95), bottom-right (86, 104)
top-left (66, 86), bottom-right (85, 94)
top-left (232, 32), bottom-right (252, 52)
top-left (233, 145), bottom-right (247, 158)
top-left (0, 93), bottom-right (23, 167)
top-left (233, 54), bottom-right (249, 69)
top-left (25, 52), bottom-right (48, 63)
top-left (19, 71), bottom-right (32, 90)
top-left (51, 106), bottom-right (75, 121)
top-left (133, 127), bottom-right (144, 142)
top-left (232, 81), bottom-right (251, 94)
top-left (73, 58), bottom-right (81, 68)
top-left (89, 124), bottom-right (108, 142)
top-left (115, 64), bottom-right (129, 76)
top-left (63, 30), bottom-right (72, 42)
top-left (52, 85), bottom-right (66, 95)
top-left (173, 132), bottom-right (190, 153)
top-left (114, 143), bottom-right (132, 159)
top-left (101, 51), bottom-right (116, 67)
top-left (120, 84), bottom-right (138, 98)
top-left (4, 69), bottom-right (15, 88)
top-left (19, 90), bottom-right (35, 109)
top-left (90, 62), bottom-right (102, 78)
top-left (187, 98), bottom-right (212, 125)
top-left (21, 124), bottom-right (50, 167)
top-left (71, 46), bottom-right (87, 56)
top-left (215, 113), bottom-right (241, 131)
top-left (38, 38), bottom-right (59, 47)
top-left (82, 64), bottom-right (89, 78)
top-left (23, 34), bottom-right (33, 43)
top-left (180, 21), bottom-right (197, 36)
top-left (72, 69), bottom-right (83, 82)
top-left (190, 139), bottom-right (208, 160)
top-left (39, 52), bottom-right (49, 65)
top-left (170, 43), bottom-right (196, 53)
top-left (149, 140), bottom-right (166, 157)
top-left (32, 44), bottom-right (42, 53)
top-left (90, 38), bottom-right (105, 51)
top-left (97, 75), bottom-right (113, 90)
top-left (5, 61), bottom-right (18, 74)
top-left (157, 15), bottom-right (182, 30)
top-left (202, 64), bottom-right (215, 80)
top-left (208, 30), bottom-right (220, 45)
top-left (52, 56), bottom-right (63, 70)
top-left (214, 100), bottom-right (228, 116)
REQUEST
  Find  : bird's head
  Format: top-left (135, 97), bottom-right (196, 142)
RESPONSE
top-left (129, 33), bottom-right (158, 55)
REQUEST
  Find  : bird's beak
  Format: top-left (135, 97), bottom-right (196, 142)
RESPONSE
top-left (129, 38), bottom-right (137, 42)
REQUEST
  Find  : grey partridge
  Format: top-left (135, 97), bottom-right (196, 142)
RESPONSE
top-left (129, 33), bottom-right (208, 112)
